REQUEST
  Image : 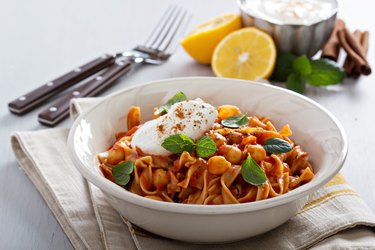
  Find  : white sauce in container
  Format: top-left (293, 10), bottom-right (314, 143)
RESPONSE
top-left (243, 0), bottom-right (337, 25)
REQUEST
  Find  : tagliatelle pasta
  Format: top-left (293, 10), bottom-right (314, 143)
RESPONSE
top-left (98, 99), bottom-right (314, 205)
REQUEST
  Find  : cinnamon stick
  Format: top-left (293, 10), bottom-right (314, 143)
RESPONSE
top-left (321, 19), bottom-right (345, 62)
top-left (344, 28), bottom-right (368, 61)
top-left (343, 30), bottom-right (362, 77)
top-left (352, 31), bottom-right (370, 77)
top-left (361, 31), bottom-right (369, 54)
top-left (338, 29), bottom-right (371, 75)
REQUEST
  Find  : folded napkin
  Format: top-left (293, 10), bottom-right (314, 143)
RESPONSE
top-left (10, 98), bottom-right (375, 250)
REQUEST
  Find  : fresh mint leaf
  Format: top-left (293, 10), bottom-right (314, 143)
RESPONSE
top-left (114, 161), bottom-right (134, 175)
top-left (221, 114), bottom-right (249, 128)
top-left (271, 53), bottom-right (345, 93)
top-left (155, 92), bottom-right (187, 115)
top-left (162, 134), bottom-right (217, 157)
top-left (293, 55), bottom-right (311, 76)
top-left (112, 161), bottom-right (134, 186)
top-left (270, 52), bottom-right (297, 82)
top-left (196, 136), bottom-right (217, 158)
top-left (306, 59), bottom-right (346, 86)
top-left (263, 138), bottom-right (292, 154)
top-left (286, 73), bottom-right (305, 93)
top-left (161, 134), bottom-right (195, 154)
top-left (241, 154), bottom-right (267, 186)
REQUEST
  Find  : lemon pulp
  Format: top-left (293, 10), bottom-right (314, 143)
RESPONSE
top-left (212, 27), bottom-right (276, 80)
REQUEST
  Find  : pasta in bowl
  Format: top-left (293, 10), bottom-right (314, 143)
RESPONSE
top-left (68, 77), bottom-right (347, 243)
top-left (97, 93), bottom-right (315, 205)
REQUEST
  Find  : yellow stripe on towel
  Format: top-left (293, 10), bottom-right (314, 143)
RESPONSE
top-left (299, 189), bottom-right (358, 214)
top-left (324, 173), bottom-right (348, 187)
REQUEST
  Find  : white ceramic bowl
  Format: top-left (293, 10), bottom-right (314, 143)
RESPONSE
top-left (68, 77), bottom-right (347, 243)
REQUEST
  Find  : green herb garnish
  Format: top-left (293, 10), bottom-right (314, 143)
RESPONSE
top-left (162, 134), bottom-right (217, 158)
top-left (155, 92), bottom-right (187, 115)
top-left (293, 55), bottom-right (311, 75)
top-left (112, 161), bottom-right (134, 186)
top-left (161, 134), bottom-right (195, 154)
top-left (270, 52), bottom-right (345, 93)
top-left (286, 73), bottom-right (306, 94)
top-left (221, 114), bottom-right (249, 128)
top-left (270, 52), bottom-right (297, 82)
top-left (263, 138), bottom-right (293, 154)
top-left (241, 154), bottom-right (267, 186)
top-left (196, 136), bottom-right (217, 158)
top-left (306, 60), bottom-right (346, 86)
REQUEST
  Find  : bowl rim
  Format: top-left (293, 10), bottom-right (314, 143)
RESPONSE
top-left (68, 76), bottom-right (348, 215)
top-left (237, 0), bottom-right (339, 27)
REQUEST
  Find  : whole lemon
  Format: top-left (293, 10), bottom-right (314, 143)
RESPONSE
top-left (180, 13), bottom-right (242, 64)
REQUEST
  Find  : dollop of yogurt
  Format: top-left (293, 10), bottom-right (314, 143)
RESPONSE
top-left (244, 0), bottom-right (337, 25)
top-left (131, 99), bottom-right (218, 156)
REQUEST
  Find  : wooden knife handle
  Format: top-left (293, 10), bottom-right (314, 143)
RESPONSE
top-left (8, 54), bottom-right (116, 115)
top-left (38, 60), bottom-right (133, 126)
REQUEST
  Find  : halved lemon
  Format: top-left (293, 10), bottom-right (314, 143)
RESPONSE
top-left (180, 13), bottom-right (242, 64)
top-left (212, 27), bottom-right (277, 80)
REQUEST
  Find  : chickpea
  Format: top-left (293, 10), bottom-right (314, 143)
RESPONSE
top-left (227, 132), bottom-right (243, 144)
top-left (219, 145), bottom-right (242, 164)
top-left (152, 169), bottom-right (170, 189)
top-left (218, 105), bottom-right (241, 120)
top-left (207, 156), bottom-right (231, 175)
top-left (209, 132), bottom-right (227, 147)
top-left (246, 144), bottom-right (267, 163)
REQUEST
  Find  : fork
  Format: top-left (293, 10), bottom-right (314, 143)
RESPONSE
top-left (8, 6), bottom-right (188, 126)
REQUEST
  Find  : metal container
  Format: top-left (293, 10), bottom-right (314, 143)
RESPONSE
top-left (238, 0), bottom-right (338, 57)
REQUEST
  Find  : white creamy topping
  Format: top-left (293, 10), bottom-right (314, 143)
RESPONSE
top-left (131, 100), bottom-right (218, 156)
top-left (243, 0), bottom-right (336, 25)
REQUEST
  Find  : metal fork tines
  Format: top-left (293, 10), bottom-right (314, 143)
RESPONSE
top-left (120, 6), bottom-right (188, 64)
top-left (8, 6), bottom-right (189, 126)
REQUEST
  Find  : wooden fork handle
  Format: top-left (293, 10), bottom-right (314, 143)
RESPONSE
top-left (38, 60), bottom-right (133, 126)
top-left (8, 54), bottom-right (116, 115)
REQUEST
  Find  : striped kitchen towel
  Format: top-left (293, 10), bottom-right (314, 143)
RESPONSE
top-left (9, 98), bottom-right (375, 250)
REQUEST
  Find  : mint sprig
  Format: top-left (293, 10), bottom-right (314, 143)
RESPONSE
top-left (161, 134), bottom-right (195, 154)
top-left (293, 55), bottom-right (311, 76)
top-left (196, 136), bottom-right (217, 158)
top-left (307, 60), bottom-right (346, 86)
top-left (155, 91), bottom-right (187, 115)
top-left (241, 154), bottom-right (267, 186)
top-left (112, 161), bottom-right (134, 186)
top-left (162, 134), bottom-right (217, 158)
top-left (286, 73), bottom-right (306, 94)
top-left (270, 52), bottom-right (296, 82)
top-left (221, 114), bottom-right (249, 128)
top-left (270, 52), bottom-right (345, 93)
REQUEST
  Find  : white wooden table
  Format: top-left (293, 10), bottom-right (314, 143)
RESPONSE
top-left (1, 0), bottom-right (374, 249)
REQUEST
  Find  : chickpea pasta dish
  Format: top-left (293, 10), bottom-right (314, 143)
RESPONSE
top-left (97, 92), bottom-right (314, 205)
